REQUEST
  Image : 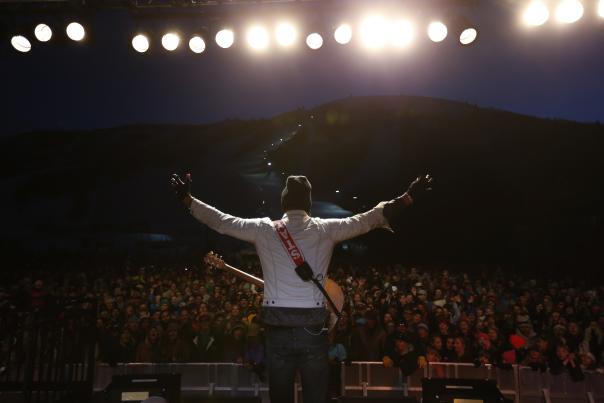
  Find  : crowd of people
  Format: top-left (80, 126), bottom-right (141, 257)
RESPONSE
top-left (2, 255), bottom-right (604, 383)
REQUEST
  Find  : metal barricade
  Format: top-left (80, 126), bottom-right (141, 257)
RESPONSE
top-left (94, 363), bottom-right (269, 397)
top-left (92, 362), bottom-right (604, 403)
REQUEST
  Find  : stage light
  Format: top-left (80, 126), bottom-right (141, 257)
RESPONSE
top-left (34, 23), bottom-right (52, 42)
top-left (189, 35), bottom-right (206, 53)
top-left (390, 19), bottom-right (413, 48)
top-left (66, 22), bottom-right (85, 41)
top-left (360, 15), bottom-right (388, 49)
top-left (161, 32), bottom-right (180, 51)
top-left (555, 0), bottom-right (584, 23)
top-left (459, 27), bottom-right (478, 45)
top-left (11, 35), bottom-right (32, 52)
top-left (427, 21), bottom-right (447, 42)
top-left (215, 29), bottom-right (234, 48)
top-left (275, 22), bottom-right (296, 47)
top-left (247, 25), bottom-right (269, 50)
top-left (523, 1), bottom-right (550, 26)
top-left (599, 0), bottom-right (604, 17)
top-left (334, 23), bottom-right (352, 45)
top-left (132, 34), bottom-right (149, 53)
top-left (306, 32), bottom-right (323, 49)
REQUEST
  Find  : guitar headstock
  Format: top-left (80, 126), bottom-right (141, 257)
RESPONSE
top-left (204, 251), bottom-right (225, 271)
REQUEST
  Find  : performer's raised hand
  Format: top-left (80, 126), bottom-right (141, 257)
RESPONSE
top-left (170, 173), bottom-right (192, 206)
top-left (406, 174), bottom-right (433, 203)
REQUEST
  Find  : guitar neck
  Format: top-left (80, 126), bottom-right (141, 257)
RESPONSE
top-left (222, 263), bottom-right (264, 288)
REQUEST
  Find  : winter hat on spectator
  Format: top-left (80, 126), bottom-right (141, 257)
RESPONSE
top-left (394, 332), bottom-right (411, 343)
top-left (281, 175), bottom-right (312, 214)
top-left (365, 310), bottom-right (379, 321)
top-left (417, 323), bottom-right (429, 332)
top-left (516, 315), bottom-right (531, 325)
top-left (509, 334), bottom-right (526, 350)
top-left (477, 332), bottom-right (489, 343)
top-left (502, 349), bottom-right (517, 364)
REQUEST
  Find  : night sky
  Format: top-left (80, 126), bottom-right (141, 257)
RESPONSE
top-left (3, 0), bottom-right (604, 136)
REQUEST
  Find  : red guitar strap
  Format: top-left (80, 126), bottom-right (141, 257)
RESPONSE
top-left (272, 220), bottom-right (342, 321)
top-left (273, 220), bottom-right (305, 267)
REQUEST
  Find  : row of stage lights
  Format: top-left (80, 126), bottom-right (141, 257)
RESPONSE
top-left (523, 0), bottom-right (604, 25)
top-left (8, 18), bottom-right (474, 54)
top-left (11, 21), bottom-right (86, 52)
top-left (131, 19), bottom-right (475, 54)
top-left (8, 0), bottom-right (604, 53)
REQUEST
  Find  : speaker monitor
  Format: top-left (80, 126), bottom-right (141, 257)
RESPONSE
top-left (421, 378), bottom-right (513, 403)
top-left (105, 373), bottom-right (181, 403)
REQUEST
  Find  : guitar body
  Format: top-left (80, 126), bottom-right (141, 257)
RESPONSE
top-left (324, 278), bottom-right (344, 332)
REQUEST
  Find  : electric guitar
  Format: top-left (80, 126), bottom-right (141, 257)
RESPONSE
top-left (203, 251), bottom-right (344, 332)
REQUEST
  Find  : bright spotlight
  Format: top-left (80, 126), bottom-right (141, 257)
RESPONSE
top-left (459, 28), bottom-right (478, 45)
top-left (334, 23), bottom-right (352, 45)
top-left (427, 21), bottom-right (447, 42)
top-left (189, 36), bottom-right (206, 53)
top-left (34, 23), bottom-right (52, 42)
top-left (555, 0), bottom-right (584, 23)
top-left (275, 22), bottom-right (297, 47)
top-left (162, 32), bottom-right (180, 51)
top-left (132, 34), bottom-right (149, 53)
top-left (599, 0), bottom-right (604, 17)
top-left (360, 15), bottom-right (388, 49)
top-left (215, 29), bottom-right (234, 49)
top-left (306, 32), bottom-right (323, 49)
top-left (66, 22), bottom-right (85, 41)
top-left (247, 25), bottom-right (269, 50)
top-left (390, 20), bottom-right (413, 48)
top-left (523, 1), bottom-right (550, 26)
top-left (11, 35), bottom-right (32, 52)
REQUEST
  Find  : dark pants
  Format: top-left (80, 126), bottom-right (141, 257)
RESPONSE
top-left (265, 325), bottom-right (328, 403)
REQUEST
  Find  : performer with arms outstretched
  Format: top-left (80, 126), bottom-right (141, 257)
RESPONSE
top-left (170, 173), bottom-right (432, 403)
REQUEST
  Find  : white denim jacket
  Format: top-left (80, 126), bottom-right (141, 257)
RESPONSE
top-left (190, 198), bottom-right (391, 308)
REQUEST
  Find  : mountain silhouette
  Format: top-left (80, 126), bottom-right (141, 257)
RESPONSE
top-left (2, 95), bottom-right (603, 265)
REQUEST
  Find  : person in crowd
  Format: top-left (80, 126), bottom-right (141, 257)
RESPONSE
top-left (382, 333), bottom-right (426, 376)
top-left (5, 250), bottom-right (604, 385)
top-left (451, 336), bottom-right (473, 363)
top-left (136, 327), bottom-right (162, 362)
top-left (550, 344), bottom-right (584, 381)
top-left (350, 310), bottom-right (387, 361)
top-left (327, 330), bottom-right (347, 399)
top-left (222, 325), bottom-right (246, 363)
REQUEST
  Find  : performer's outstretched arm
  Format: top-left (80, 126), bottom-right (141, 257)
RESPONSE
top-left (170, 173), bottom-right (265, 244)
top-left (322, 174), bottom-right (433, 243)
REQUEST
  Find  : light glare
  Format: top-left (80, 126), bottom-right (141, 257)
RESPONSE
top-left (162, 33), bottom-right (180, 51)
top-left (427, 21), bottom-right (447, 42)
top-left (334, 24), bottom-right (352, 45)
top-left (275, 22), bottom-right (297, 47)
top-left (11, 35), bottom-right (31, 52)
top-left (360, 15), bottom-right (388, 49)
top-left (247, 25), bottom-right (269, 50)
top-left (189, 36), bottom-right (206, 53)
top-left (306, 33), bottom-right (323, 49)
top-left (390, 20), bottom-right (413, 48)
top-left (215, 29), bottom-right (234, 48)
top-left (599, 0), bottom-right (604, 17)
top-left (459, 28), bottom-right (478, 45)
top-left (34, 24), bottom-right (52, 42)
top-left (66, 22), bottom-right (85, 41)
top-left (523, 1), bottom-right (550, 26)
top-left (555, 0), bottom-right (584, 23)
top-left (132, 34), bottom-right (149, 53)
